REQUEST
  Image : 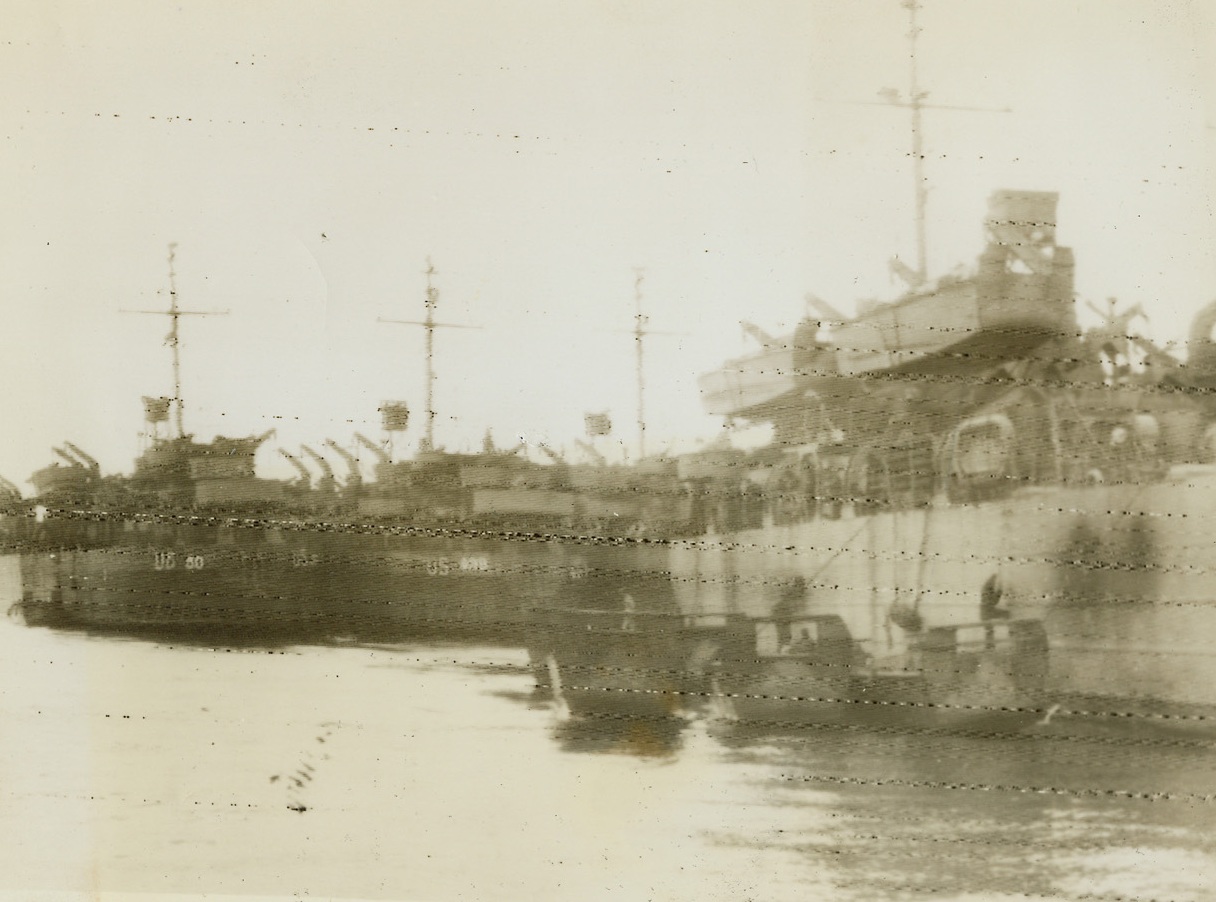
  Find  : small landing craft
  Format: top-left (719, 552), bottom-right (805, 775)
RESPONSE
top-left (537, 189), bottom-right (1216, 740)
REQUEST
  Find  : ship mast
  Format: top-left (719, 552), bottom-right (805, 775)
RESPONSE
top-left (166, 245), bottom-right (187, 437)
top-left (875, 1), bottom-right (1008, 287)
top-left (633, 269), bottom-right (647, 459)
top-left (378, 258), bottom-right (479, 453)
top-left (123, 243), bottom-right (228, 439)
top-left (905, 0), bottom-right (928, 285)
top-left (422, 260), bottom-right (438, 451)
top-left (617, 269), bottom-right (683, 461)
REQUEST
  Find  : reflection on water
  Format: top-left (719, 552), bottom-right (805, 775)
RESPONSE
top-left (707, 725), bottom-right (1216, 900)
top-left (1, 559), bottom-right (1214, 901)
top-left (552, 713), bottom-right (689, 757)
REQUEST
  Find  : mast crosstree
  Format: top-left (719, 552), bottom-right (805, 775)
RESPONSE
top-left (633, 270), bottom-right (647, 459)
top-left (121, 243), bottom-right (228, 439)
top-left (609, 269), bottom-right (684, 461)
top-left (378, 258), bottom-right (480, 453)
top-left (864, 0), bottom-right (1011, 286)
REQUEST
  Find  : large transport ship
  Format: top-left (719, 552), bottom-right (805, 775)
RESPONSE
top-left (4, 256), bottom-right (677, 646)
top-left (536, 189), bottom-right (1216, 738)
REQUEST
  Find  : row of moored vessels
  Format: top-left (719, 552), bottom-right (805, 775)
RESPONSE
top-left (6, 190), bottom-right (1216, 742)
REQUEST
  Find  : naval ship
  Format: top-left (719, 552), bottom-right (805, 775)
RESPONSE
top-left (532, 0), bottom-right (1216, 738)
top-left (537, 189), bottom-right (1216, 738)
top-left (5, 255), bottom-right (684, 646)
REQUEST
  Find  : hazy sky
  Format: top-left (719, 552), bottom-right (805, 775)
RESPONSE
top-left (2, 0), bottom-right (1213, 487)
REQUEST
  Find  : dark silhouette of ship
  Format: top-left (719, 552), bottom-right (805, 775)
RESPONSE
top-left (5, 255), bottom-right (688, 647)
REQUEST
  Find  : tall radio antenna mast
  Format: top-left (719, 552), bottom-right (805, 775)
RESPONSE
top-left (611, 269), bottom-right (684, 461)
top-left (633, 269), bottom-right (647, 459)
top-left (844, 1), bottom-right (1010, 287)
top-left (905, 0), bottom-right (928, 284)
top-left (378, 258), bottom-right (481, 453)
top-left (122, 243), bottom-right (228, 439)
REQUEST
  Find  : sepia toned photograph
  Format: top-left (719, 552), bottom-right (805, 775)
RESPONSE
top-left (1, 1), bottom-right (1215, 900)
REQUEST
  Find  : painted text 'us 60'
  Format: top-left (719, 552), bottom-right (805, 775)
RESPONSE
top-left (153, 552), bottom-right (205, 571)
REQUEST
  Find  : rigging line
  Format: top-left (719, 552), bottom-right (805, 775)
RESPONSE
top-left (377, 258), bottom-right (483, 453)
top-left (120, 243), bottom-right (228, 439)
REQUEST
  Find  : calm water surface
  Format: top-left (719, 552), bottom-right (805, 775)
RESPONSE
top-left (1, 561), bottom-right (1214, 902)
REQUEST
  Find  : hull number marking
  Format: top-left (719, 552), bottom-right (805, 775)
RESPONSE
top-left (425, 556), bottom-right (490, 576)
top-left (154, 552), bottom-right (205, 571)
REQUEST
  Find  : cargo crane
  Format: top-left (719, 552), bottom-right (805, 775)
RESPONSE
top-left (278, 448), bottom-right (313, 487)
top-left (31, 444), bottom-right (102, 497)
top-left (53, 447), bottom-right (94, 474)
top-left (573, 439), bottom-right (607, 467)
top-left (537, 444), bottom-right (565, 466)
top-left (354, 432), bottom-right (390, 465)
top-left (354, 432), bottom-right (393, 483)
top-left (0, 475), bottom-right (21, 503)
top-left (63, 442), bottom-right (100, 474)
top-left (324, 439), bottom-right (363, 494)
top-left (301, 446), bottom-right (338, 495)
